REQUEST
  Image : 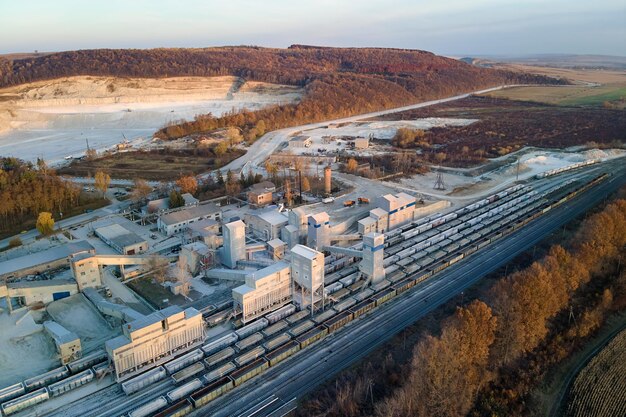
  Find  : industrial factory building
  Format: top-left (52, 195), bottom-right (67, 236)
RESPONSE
top-left (291, 244), bottom-right (325, 311)
top-left (307, 212), bottom-right (330, 251)
top-left (222, 220), bottom-right (246, 268)
top-left (158, 204), bottom-right (221, 236)
top-left (43, 321), bottom-right (82, 364)
top-left (245, 209), bottom-right (288, 240)
top-left (95, 224), bottom-right (148, 255)
top-left (247, 181), bottom-right (275, 207)
top-left (359, 192), bottom-right (416, 234)
top-left (105, 306), bottom-right (205, 382)
top-left (232, 262), bottom-right (292, 323)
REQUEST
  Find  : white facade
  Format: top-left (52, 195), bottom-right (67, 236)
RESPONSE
top-left (291, 245), bottom-right (324, 311)
top-left (245, 210), bottom-right (288, 241)
top-left (223, 220), bottom-right (246, 269)
top-left (232, 262), bottom-right (292, 323)
top-left (95, 224), bottom-right (148, 255)
top-left (158, 204), bottom-right (220, 236)
top-left (307, 212), bottom-right (330, 251)
top-left (105, 306), bottom-right (205, 382)
top-left (376, 192), bottom-right (416, 230)
top-left (359, 232), bottom-right (385, 284)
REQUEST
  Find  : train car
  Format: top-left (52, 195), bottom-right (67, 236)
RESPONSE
top-left (262, 320), bottom-right (289, 337)
top-left (285, 310), bottom-right (309, 325)
top-left (66, 349), bottom-right (108, 374)
top-left (121, 366), bottom-right (167, 396)
top-left (412, 269), bottom-right (433, 285)
top-left (201, 332), bottom-right (238, 356)
top-left (264, 341), bottom-right (301, 367)
top-left (166, 378), bottom-right (203, 403)
top-left (296, 326), bottom-right (328, 349)
top-left (392, 278), bottom-right (414, 294)
top-left (371, 280), bottom-right (391, 292)
top-left (431, 259), bottom-right (450, 274)
top-left (333, 297), bottom-right (357, 313)
top-left (152, 398), bottom-right (194, 417)
top-left (324, 282), bottom-right (343, 295)
top-left (289, 320), bottom-right (315, 337)
top-left (235, 318), bottom-right (269, 339)
top-left (230, 358), bottom-right (269, 387)
top-left (23, 366), bottom-right (70, 391)
top-left (0, 388), bottom-right (49, 416)
top-left (403, 263), bottom-right (420, 275)
top-left (386, 269), bottom-right (407, 283)
top-left (323, 311), bottom-right (354, 333)
top-left (171, 362), bottom-right (205, 384)
top-left (348, 280), bottom-right (366, 293)
top-left (396, 257), bottom-right (412, 267)
top-left (204, 347), bottom-right (235, 368)
top-left (202, 362), bottom-right (236, 385)
top-left (312, 309), bottom-right (336, 325)
top-left (189, 377), bottom-right (235, 408)
top-left (234, 346), bottom-right (266, 367)
top-left (92, 362), bottom-right (110, 379)
top-left (353, 288), bottom-right (374, 302)
top-left (265, 305), bottom-right (296, 324)
top-left (235, 333), bottom-right (264, 352)
top-left (263, 333), bottom-right (292, 351)
top-left (47, 369), bottom-right (94, 397)
top-left (447, 253), bottom-right (464, 266)
top-left (0, 383), bottom-right (25, 404)
top-left (164, 349), bottom-right (204, 375)
top-left (372, 288), bottom-right (397, 307)
top-left (330, 288), bottom-right (351, 302)
top-left (204, 309), bottom-right (232, 327)
top-left (349, 299), bottom-right (377, 319)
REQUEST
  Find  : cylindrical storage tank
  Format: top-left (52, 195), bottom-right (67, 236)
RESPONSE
top-left (129, 396), bottom-right (168, 417)
top-left (235, 318), bottom-right (269, 339)
top-left (166, 378), bottom-right (203, 403)
top-left (324, 166), bottom-right (332, 195)
top-left (164, 349), bottom-right (204, 375)
top-left (48, 369), bottom-right (94, 397)
top-left (121, 366), bottom-right (167, 396)
top-left (201, 332), bottom-right (238, 356)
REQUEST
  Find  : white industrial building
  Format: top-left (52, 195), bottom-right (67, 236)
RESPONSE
top-left (222, 220), bottom-right (246, 268)
top-left (180, 242), bottom-right (211, 275)
top-left (291, 244), bottom-right (324, 312)
top-left (267, 238), bottom-right (286, 260)
top-left (95, 224), bottom-right (148, 255)
top-left (44, 321), bottom-right (82, 364)
top-left (359, 193), bottom-right (415, 233)
top-left (245, 209), bottom-right (288, 240)
top-left (307, 212), bottom-right (330, 251)
top-left (232, 262), bottom-right (292, 323)
top-left (105, 306), bottom-right (205, 382)
top-left (158, 204), bottom-right (221, 236)
top-left (359, 232), bottom-right (386, 284)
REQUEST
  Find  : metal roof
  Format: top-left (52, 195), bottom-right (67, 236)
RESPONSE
top-left (44, 321), bottom-right (80, 345)
top-left (159, 204), bottom-right (220, 226)
top-left (0, 240), bottom-right (94, 276)
top-left (291, 244), bottom-right (322, 260)
top-left (256, 210), bottom-right (288, 226)
top-left (96, 224), bottom-right (146, 249)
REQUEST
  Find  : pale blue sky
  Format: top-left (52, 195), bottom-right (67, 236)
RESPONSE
top-left (1, 0), bottom-right (624, 56)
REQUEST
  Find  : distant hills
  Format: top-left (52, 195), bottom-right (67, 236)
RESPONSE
top-left (464, 54), bottom-right (626, 70)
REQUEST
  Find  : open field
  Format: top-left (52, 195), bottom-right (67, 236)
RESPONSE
top-left (482, 84), bottom-right (626, 107)
top-left (490, 63), bottom-right (626, 84)
top-left (57, 148), bottom-right (245, 180)
top-left (369, 96), bottom-right (626, 165)
top-left (564, 329), bottom-right (626, 417)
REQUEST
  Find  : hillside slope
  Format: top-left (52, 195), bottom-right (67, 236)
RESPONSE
top-left (0, 46), bottom-right (562, 139)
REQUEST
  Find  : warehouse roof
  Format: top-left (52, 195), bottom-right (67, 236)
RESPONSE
top-left (256, 210), bottom-right (288, 226)
top-left (182, 193), bottom-right (199, 206)
top-left (0, 240), bottom-right (94, 277)
top-left (267, 238), bottom-right (285, 249)
top-left (96, 224), bottom-right (146, 250)
top-left (159, 204), bottom-right (220, 226)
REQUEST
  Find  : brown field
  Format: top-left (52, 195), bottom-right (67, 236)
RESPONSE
top-left (492, 63), bottom-right (626, 84)
top-left (370, 96), bottom-right (626, 166)
top-left (57, 148), bottom-right (245, 180)
top-left (564, 329), bottom-right (626, 417)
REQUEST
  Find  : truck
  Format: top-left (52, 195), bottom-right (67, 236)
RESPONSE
top-left (357, 197), bottom-right (370, 204)
top-left (343, 200), bottom-right (356, 207)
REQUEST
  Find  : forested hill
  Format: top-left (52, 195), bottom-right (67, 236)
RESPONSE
top-left (0, 46), bottom-right (564, 140)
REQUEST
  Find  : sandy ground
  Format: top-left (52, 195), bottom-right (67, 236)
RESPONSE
top-left (0, 311), bottom-right (58, 387)
top-left (0, 76), bottom-right (302, 163)
top-left (392, 148), bottom-right (626, 202)
top-left (285, 117), bottom-right (476, 156)
top-left (46, 294), bottom-right (120, 352)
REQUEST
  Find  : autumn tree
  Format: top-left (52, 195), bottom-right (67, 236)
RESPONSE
top-left (147, 255), bottom-right (169, 284)
top-left (176, 175), bottom-right (198, 195)
top-left (85, 148), bottom-right (98, 160)
top-left (94, 171), bottom-right (111, 198)
top-left (264, 161), bottom-right (279, 181)
top-left (226, 127), bottom-right (243, 146)
top-left (131, 178), bottom-right (152, 202)
top-left (301, 176), bottom-right (311, 192)
top-left (214, 141), bottom-right (228, 156)
top-left (169, 190), bottom-right (185, 208)
top-left (225, 170), bottom-right (241, 201)
top-left (346, 158), bottom-right (358, 173)
top-left (36, 212), bottom-right (55, 235)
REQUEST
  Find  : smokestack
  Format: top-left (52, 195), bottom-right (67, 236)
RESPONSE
top-left (324, 166), bottom-right (332, 195)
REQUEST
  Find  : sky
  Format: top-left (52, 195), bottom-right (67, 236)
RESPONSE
top-left (1, 0), bottom-right (624, 56)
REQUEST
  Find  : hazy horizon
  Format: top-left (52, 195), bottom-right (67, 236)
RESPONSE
top-left (1, 0), bottom-right (625, 57)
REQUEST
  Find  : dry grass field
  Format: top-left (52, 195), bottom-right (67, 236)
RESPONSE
top-left (564, 329), bottom-right (626, 417)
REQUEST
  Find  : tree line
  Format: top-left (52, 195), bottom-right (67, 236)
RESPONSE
top-left (297, 195), bottom-right (626, 417)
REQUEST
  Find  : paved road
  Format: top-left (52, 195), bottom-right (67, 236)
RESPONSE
top-left (196, 164), bottom-right (626, 417)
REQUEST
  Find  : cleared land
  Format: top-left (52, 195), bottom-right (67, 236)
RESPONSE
top-left (57, 148), bottom-right (245, 180)
top-left (370, 96), bottom-right (626, 165)
top-left (564, 329), bottom-right (626, 417)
